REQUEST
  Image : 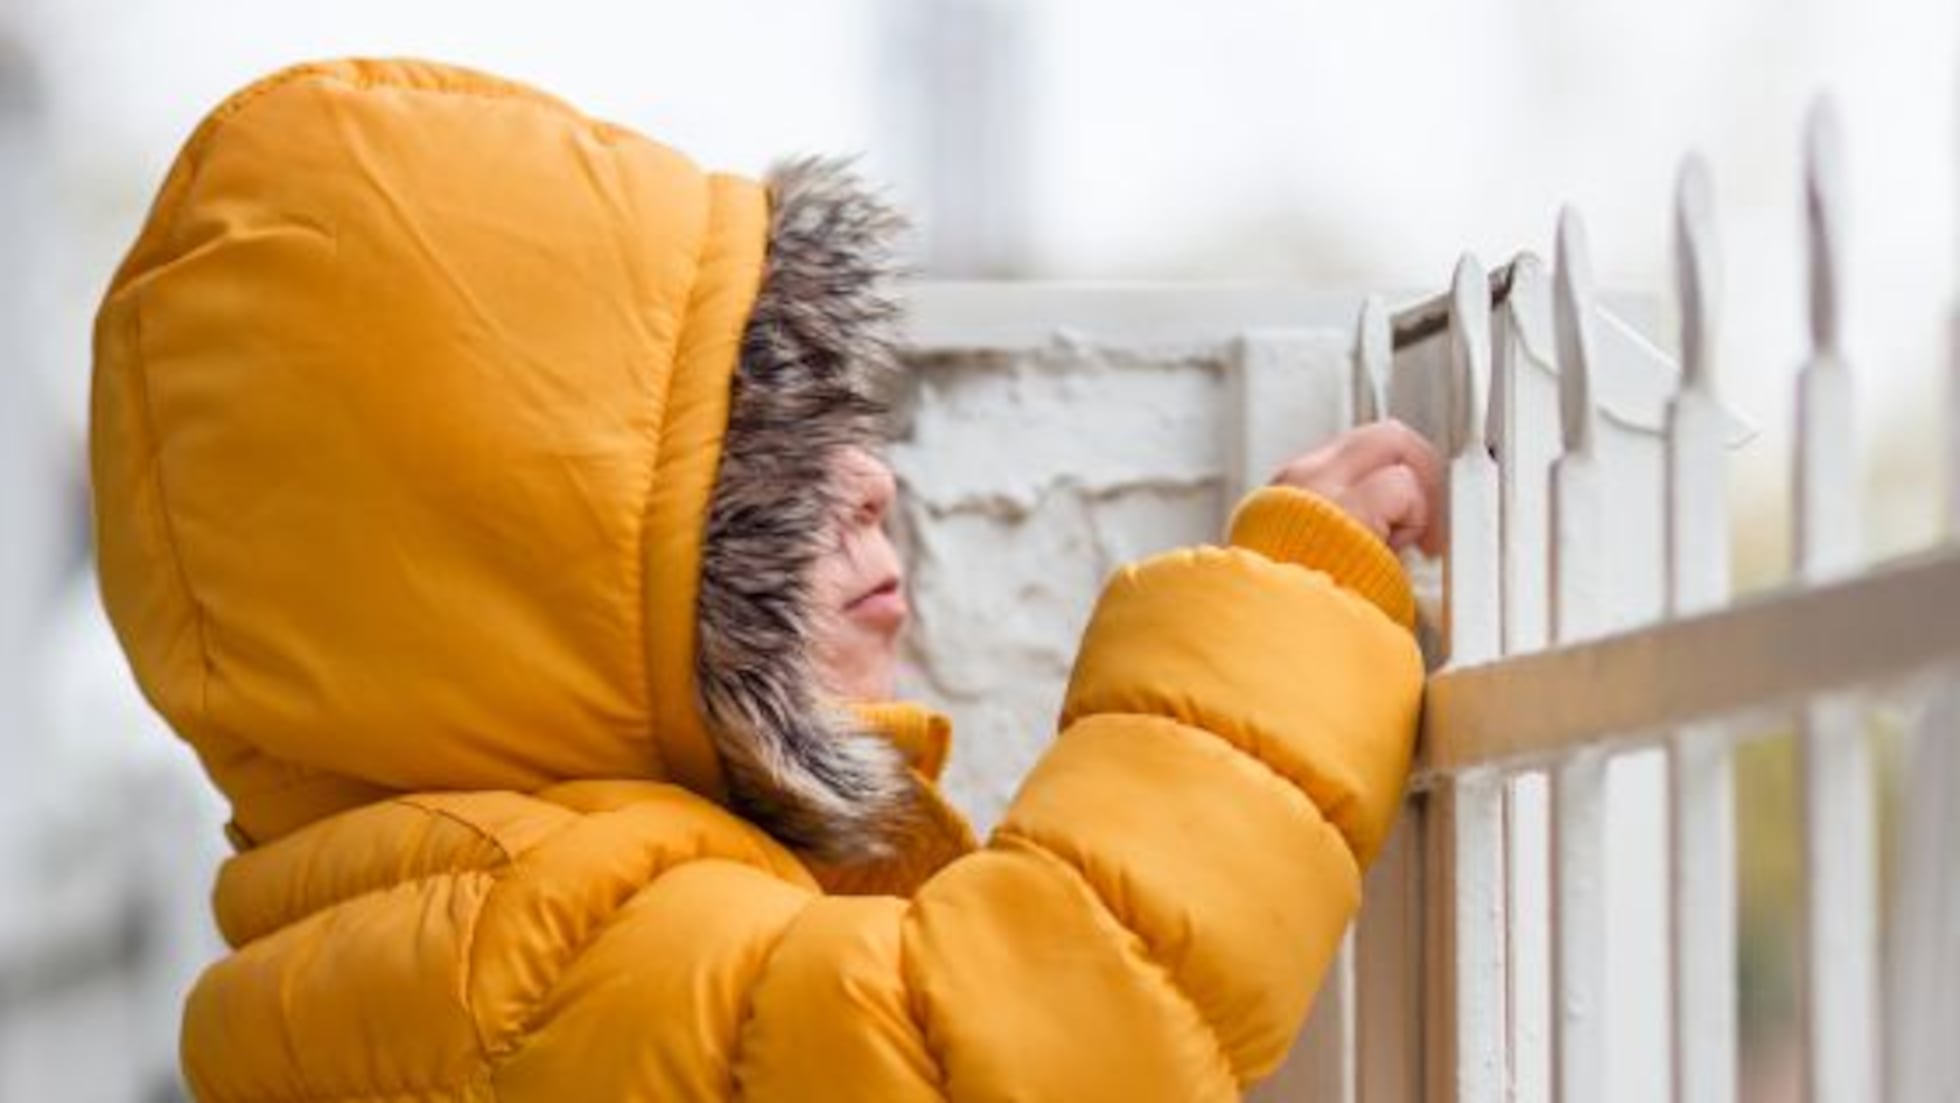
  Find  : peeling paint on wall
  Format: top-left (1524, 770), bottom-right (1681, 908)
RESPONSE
top-left (890, 338), bottom-right (1245, 828)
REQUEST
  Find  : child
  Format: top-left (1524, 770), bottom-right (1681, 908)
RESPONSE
top-left (93, 58), bottom-right (1436, 1101)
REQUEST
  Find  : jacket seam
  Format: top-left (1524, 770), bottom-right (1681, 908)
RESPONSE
top-left (390, 796), bottom-right (532, 1063)
top-left (165, 65), bottom-right (613, 242)
top-left (124, 286), bottom-right (217, 727)
top-left (988, 828), bottom-right (1246, 1093)
top-left (895, 904), bottom-right (954, 1101)
top-left (224, 864), bottom-right (504, 952)
top-left (723, 895), bottom-right (818, 1103)
top-left (476, 849), bottom-right (818, 1086)
top-left (628, 167), bottom-right (713, 787)
top-left (225, 798), bottom-right (521, 948)
top-left (481, 841), bottom-right (725, 1063)
top-left (1059, 708), bottom-right (1370, 865)
top-left (186, 1075), bottom-right (482, 1103)
top-left (393, 795), bottom-right (525, 867)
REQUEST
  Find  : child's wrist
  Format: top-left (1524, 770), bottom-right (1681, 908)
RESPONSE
top-left (1227, 486), bottom-right (1417, 630)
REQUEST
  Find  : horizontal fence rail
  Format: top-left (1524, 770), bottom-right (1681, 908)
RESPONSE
top-left (1417, 547), bottom-right (1960, 777)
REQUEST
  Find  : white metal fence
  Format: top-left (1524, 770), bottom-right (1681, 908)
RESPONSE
top-left (1252, 100), bottom-right (1960, 1103)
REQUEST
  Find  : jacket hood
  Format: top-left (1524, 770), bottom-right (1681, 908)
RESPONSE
top-left (93, 58), bottom-right (919, 861)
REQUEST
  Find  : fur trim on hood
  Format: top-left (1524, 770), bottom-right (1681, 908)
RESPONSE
top-left (695, 157), bottom-right (920, 862)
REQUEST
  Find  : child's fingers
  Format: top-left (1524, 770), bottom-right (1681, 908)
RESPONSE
top-left (1269, 419), bottom-right (1446, 556)
top-left (1339, 463), bottom-right (1432, 552)
top-left (1321, 419), bottom-right (1443, 501)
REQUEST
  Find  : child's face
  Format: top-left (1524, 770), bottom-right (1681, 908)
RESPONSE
top-left (809, 447), bottom-right (906, 700)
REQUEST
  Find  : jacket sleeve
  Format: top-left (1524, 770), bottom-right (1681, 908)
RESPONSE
top-left (701, 487), bottom-right (1421, 1101)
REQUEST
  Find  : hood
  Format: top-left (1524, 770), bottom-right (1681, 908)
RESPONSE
top-left (92, 58), bottom-right (919, 861)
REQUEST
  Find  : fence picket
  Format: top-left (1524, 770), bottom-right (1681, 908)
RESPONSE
top-left (1663, 153), bottom-right (1739, 1103)
top-left (1882, 128), bottom-right (1960, 1103)
top-left (1487, 258), bottom-right (1554, 1103)
top-left (1665, 156), bottom-right (1732, 618)
top-left (1792, 99), bottom-right (1880, 1103)
top-left (1549, 212), bottom-right (1606, 644)
top-left (1548, 210), bottom-right (1610, 1103)
top-left (1883, 258), bottom-right (1957, 1086)
top-left (1427, 255), bottom-right (1509, 1103)
top-left (1358, 817), bottom-right (1426, 1103)
top-left (1337, 293), bottom-right (1429, 1103)
top-left (1884, 684), bottom-right (1960, 1103)
top-left (1491, 256), bottom-right (1556, 658)
top-left (1443, 256), bottom-right (1503, 668)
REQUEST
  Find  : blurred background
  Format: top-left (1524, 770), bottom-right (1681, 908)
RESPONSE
top-left (0, 1), bottom-right (1953, 1099)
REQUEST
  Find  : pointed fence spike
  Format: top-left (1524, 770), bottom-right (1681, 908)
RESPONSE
top-left (1553, 208), bottom-right (1599, 457)
top-left (1675, 154), bottom-right (1721, 395)
top-left (1488, 254), bottom-right (1546, 462)
top-left (1795, 95), bottom-right (1862, 582)
top-left (1792, 96), bottom-right (1878, 1103)
top-left (1450, 254), bottom-right (1492, 458)
top-left (1548, 210), bottom-right (1608, 1101)
top-left (1805, 97), bottom-right (1848, 360)
top-left (1663, 150), bottom-right (1739, 1103)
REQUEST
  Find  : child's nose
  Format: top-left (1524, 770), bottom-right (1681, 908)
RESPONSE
top-left (856, 467), bottom-right (896, 527)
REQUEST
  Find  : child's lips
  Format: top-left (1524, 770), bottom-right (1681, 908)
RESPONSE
top-left (845, 578), bottom-right (907, 629)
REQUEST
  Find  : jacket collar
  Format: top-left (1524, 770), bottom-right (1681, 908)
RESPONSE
top-left (803, 702), bottom-right (975, 897)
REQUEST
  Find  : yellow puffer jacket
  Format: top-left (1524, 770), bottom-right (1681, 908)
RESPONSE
top-left (93, 59), bottom-right (1424, 1102)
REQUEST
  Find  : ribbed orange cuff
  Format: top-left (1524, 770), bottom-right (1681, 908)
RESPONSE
top-left (1227, 486), bottom-right (1416, 630)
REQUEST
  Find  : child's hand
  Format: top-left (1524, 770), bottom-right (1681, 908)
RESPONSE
top-left (1269, 419), bottom-right (1445, 556)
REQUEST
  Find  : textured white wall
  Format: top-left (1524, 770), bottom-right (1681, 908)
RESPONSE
top-left (890, 342), bottom-right (1234, 826)
top-left (888, 288), bottom-right (1360, 828)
